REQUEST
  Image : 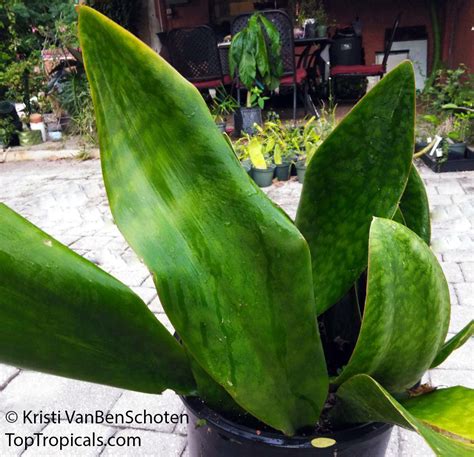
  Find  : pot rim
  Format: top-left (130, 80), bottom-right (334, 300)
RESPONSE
top-left (253, 164), bottom-right (276, 171)
top-left (181, 395), bottom-right (392, 449)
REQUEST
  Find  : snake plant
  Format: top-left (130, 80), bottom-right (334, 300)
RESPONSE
top-left (1, 7), bottom-right (473, 455)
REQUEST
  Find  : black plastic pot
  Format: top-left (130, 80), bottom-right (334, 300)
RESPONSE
top-left (183, 396), bottom-right (393, 457)
top-left (274, 162), bottom-right (291, 181)
top-left (295, 160), bottom-right (307, 183)
top-left (304, 22), bottom-right (316, 38)
top-left (234, 107), bottom-right (263, 136)
top-left (252, 164), bottom-right (275, 187)
top-left (448, 142), bottom-right (467, 160)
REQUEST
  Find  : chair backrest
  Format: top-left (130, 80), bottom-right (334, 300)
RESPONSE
top-left (231, 10), bottom-right (296, 77)
top-left (382, 14), bottom-right (402, 68)
top-left (167, 26), bottom-right (223, 82)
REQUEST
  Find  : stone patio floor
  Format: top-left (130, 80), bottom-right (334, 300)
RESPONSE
top-left (0, 158), bottom-right (472, 456)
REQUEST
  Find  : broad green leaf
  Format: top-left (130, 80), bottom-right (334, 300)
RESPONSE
top-left (335, 218), bottom-right (450, 392)
top-left (0, 204), bottom-right (195, 395)
top-left (296, 62), bottom-right (415, 314)
top-left (401, 387), bottom-right (474, 443)
top-left (79, 6), bottom-right (328, 435)
top-left (333, 375), bottom-right (474, 456)
top-left (431, 320), bottom-right (474, 368)
top-left (399, 166), bottom-right (431, 244)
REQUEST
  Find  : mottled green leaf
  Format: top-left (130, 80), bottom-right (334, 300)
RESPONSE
top-left (401, 387), bottom-right (474, 443)
top-left (399, 166), bottom-right (431, 244)
top-left (431, 321), bottom-right (474, 368)
top-left (0, 204), bottom-right (195, 395)
top-left (335, 218), bottom-right (450, 391)
top-left (333, 375), bottom-right (474, 456)
top-left (79, 6), bottom-right (328, 435)
top-left (296, 62), bottom-right (415, 314)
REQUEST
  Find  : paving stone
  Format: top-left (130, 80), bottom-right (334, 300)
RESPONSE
top-left (434, 338), bottom-right (473, 370)
top-left (22, 423), bottom-right (116, 457)
top-left (430, 368), bottom-right (474, 389)
top-left (439, 262), bottom-right (464, 283)
top-left (460, 262), bottom-right (474, 282)
top-left (108, 390), bottom-right (187, 433)
top-left (449, 305), bottom-right (474, 333)
top-left (0, 410), bottom-right (44, 457)
top-left (0, 372), bottom-right (122, 418)
top-left (453, 282), bottom-right (474, 307)
top-left (399, 428), bottom-right (434, 457)
top-left (435, 182), bottom-right (465, 195)
top-left (131, 287), bottom-right (157, 305)
top-left (443, 250), bottom-right (474, 262)
top-left (0, 366), bottom-right (19, 389)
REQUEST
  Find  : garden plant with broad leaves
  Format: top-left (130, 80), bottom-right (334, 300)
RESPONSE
top-left (0, 7), bottom-right (473, 456)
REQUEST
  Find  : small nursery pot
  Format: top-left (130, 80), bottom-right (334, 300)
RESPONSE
top-left (295, 160), bottom-right (307, 183)
top-left (316, 25), bottom-right (328, 37)
top-left (274, 162), bottom-right (291, 181)
top-left (183, 396), bottom-right (393, 457)
top-left (18, 130), bottom-right (42, 147)
top-left (234, 107), bottom-right (263, 136)
top-left (241, 159), bottom-right (252, 175)
top-left (252, 164), bottom-right (276, 187)
top-left (448, 142), bottom-right (467, 160)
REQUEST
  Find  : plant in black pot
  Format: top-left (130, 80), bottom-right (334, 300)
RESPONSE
top-left (229, 12), bottom-right (283, 136)
top-left (1, 8), bottom-right (474, 457)
top-left (445, 113), bottom-right (472, 159)
top-left (210, 87), bottom-right (239, 133)
top-left (258, 120), bottom-right (295, 181)
top-left (240, 133), bottom-right (275, 187)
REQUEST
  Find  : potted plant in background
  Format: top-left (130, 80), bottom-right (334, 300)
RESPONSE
top-left (210, 87), bottom-right (239, 133)
top-left (1, 8), bottom-right (473, 457)
top-left (445, 113), bottom-right (472, 159)
top-left (229, 12), bottom-right (283, 135)
top-left (314, 1), bottom-right (329, 37)
top-left (247, 135), bottom-right (276, 187)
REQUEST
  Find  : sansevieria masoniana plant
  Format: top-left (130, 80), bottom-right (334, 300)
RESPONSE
top-left (1, 7), bottom-right (473, 456)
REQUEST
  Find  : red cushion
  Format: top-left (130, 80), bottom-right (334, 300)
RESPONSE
top-left (193, 74), bottom-right (232, 89)
top-left (280, 68), bottom-right (307, 85)
top-left (330, 64), bottom-right (385, 76)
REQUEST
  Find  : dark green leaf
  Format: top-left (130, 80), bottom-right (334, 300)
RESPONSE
top-left (333, 375), bottom-right (474, 456)
top-left (431, 321), bottom-right (474, 368)
top-left (335, 218), bottom-right (450, 392)
top-left (79, 6), bottom-right (328, 435)
top-left (0, 204), bottom-right (195, 395)
top-left (399, 165), bottom-right (431, 244)
top-left (296, 62), bottom-right (415, 314)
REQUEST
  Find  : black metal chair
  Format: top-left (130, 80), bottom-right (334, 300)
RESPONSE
top-left (231, 10), bottom-right (309, 123)
top-left (329, 14), bottom-right (401, 89)
top-left (167, 25), bottom-right (231, 90)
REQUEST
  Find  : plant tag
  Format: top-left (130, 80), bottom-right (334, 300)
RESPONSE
top-left (436, 148), bottom-right (443, 158)
top-left (429, 135), bottom-right (443, 156)
top-left (311, 437), bottom-right (336, 448)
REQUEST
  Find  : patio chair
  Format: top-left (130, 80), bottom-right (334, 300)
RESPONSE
top-left (329, 14), bottom-right (401, 97)
top-left (231, 10), bottom-right (309, 123)
top-left (167, 26), bottom-right (231, 90)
